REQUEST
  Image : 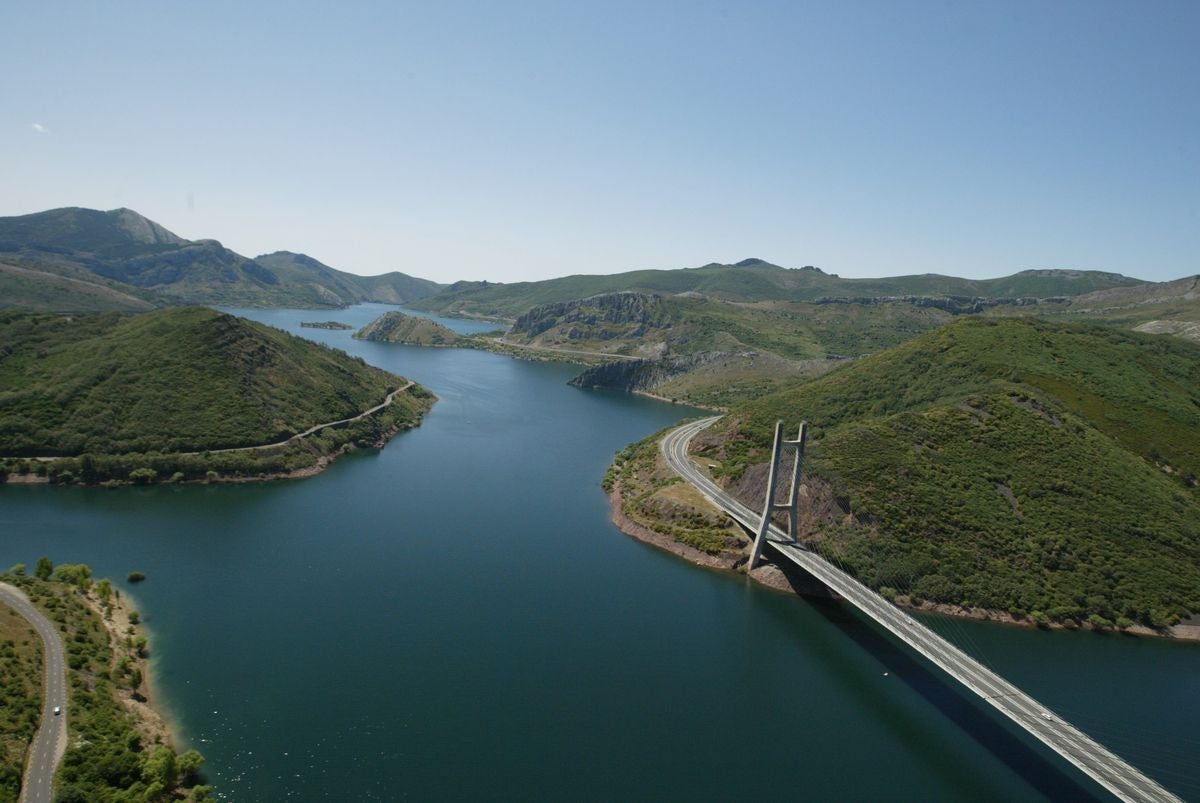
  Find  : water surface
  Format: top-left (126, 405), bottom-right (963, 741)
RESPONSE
top-left (2, 304), bottom-right (1195, 801)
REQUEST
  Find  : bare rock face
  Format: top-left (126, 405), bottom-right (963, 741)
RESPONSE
top-left (568, 352), bottom-right (732, 392)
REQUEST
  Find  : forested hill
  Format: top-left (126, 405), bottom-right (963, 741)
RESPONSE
top-left (410, 259), bottom-right (1144, 320)
top-left (696, 317), bottom-right (1200, 630)
top-left (0, 207), bottom-right (442, 310)
top-left (0, 307), bottom-right (422, 456)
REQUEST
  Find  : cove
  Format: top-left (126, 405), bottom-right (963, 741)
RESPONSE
top-left (1, 304), bottom-right (1195, 801)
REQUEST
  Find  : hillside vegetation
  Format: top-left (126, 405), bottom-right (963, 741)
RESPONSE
top-left (695, 318), bottom-right (1200, 630)
top-left (412, 258), bottom-right (1142, 320)
top-left (0, 308), bottom-right (432, 483)
top-left (0, 208), bottom-right (441, 310)
top-left (0, 595), bottom-right (40, 801)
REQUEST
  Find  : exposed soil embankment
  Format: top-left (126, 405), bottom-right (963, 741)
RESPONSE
top-left (607, 483), bottom-right (743, 571)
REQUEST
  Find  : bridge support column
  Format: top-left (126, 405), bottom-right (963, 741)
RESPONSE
top-left (746, 420), bottom-right (807, 571)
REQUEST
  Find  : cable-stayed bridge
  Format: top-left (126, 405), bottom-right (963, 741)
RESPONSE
top-left (662, 416), bottom-right (1181, 803)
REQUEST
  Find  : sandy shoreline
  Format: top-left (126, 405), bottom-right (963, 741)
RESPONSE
top-left (78, 584), bottom-right (181, 750)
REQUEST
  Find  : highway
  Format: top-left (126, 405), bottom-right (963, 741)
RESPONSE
top-left (0, 582), bottom-right (67, 803)
top-left (661, 416), bottom-right (1181, 803)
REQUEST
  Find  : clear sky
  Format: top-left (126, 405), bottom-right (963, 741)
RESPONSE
top-left (1, 1), bottom-right (1196, 283)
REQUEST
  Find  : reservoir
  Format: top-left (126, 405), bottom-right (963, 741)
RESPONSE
top-left (2, 305), bottom-right (1196, 801)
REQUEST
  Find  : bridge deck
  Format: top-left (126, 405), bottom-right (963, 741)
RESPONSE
top-left (661, 416), bottom-right (1180, 803)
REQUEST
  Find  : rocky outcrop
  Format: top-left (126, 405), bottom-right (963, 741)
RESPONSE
top-left (511, 292), bottom-right (671, 339)
top-left (569, 352), bottom-right (733, 392)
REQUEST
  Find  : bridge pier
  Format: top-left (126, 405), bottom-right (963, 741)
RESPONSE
top-left (747, 420), bottom-right (807, 571)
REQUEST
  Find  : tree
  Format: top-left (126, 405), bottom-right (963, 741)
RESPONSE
top-left (176, 750), bottom-right (204, 784)
top-left (141, 745), bottom-right (177, 790)
top-left (6, 564), bottom-right (25, 576)
top-left (53, 564), bottom-right (92, 590)
top-left (129, 467), bottom-right (158, 485)
top-left (95, 579), bottom-right (112, 601)
top-left (35, 556), bottom-right (53, 580)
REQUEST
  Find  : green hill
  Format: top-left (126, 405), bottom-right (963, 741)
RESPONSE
top-left (411, 258), bottom-right (1144, 320)
top-left (695, 318), bottom-right (1200, 630)
top-left (0, 208), bottom-right (442, 310)
top-left (355, 311), bottom-right (459, 345)
top-left (0, 308), bottom-right (432, 481)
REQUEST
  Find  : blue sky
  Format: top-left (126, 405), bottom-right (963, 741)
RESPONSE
top-left (2, 1), bottom-right (1196, 283)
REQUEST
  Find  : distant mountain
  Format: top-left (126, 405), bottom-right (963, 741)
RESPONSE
top-left (0, 207), bottom-right (443, 311)
top-left (410, 259), bottom-right (1146, 320)
top-left (255, 251), bottom-right (443, 307)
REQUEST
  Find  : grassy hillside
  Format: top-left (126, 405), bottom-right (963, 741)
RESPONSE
top-left (696, 318), bottom-right (1200, 629)
top-left (0, 307), bottom-right (423, 457)
top-left (355, 311), bottom-right (459, 345)
top-left (411, 258), bottom-right (1143, 320)
top-left (0, 594), bottom-right (41, 801)
top-left (998, 274), bottom-right (1200, 344)
top-left (0, 261), bottom-right (156, 313)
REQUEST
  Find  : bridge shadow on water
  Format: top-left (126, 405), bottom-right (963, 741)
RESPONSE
top-left (771, 563), bottom-right (1103, 803)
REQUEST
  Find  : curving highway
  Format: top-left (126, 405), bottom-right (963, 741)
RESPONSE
top-left (0, 582), bottom-right (67, 803)
top-left (662, 416), bottom-right (1181, 803)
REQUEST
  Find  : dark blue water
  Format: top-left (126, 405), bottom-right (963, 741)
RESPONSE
top-left (1, 305), bottom-right (1195, 801)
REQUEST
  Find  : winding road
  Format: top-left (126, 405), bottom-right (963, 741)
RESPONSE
top-left (1, 380), bottom-right (417, 462)
top-left (0, 583), bottom-right (67, 803)
top-left (662, 417), bottom-right (1180, 803)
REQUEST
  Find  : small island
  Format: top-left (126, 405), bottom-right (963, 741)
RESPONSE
top-left (300, 321), bottom-right (354, 330)
top-left (355, 311), bottom-right (459, 346)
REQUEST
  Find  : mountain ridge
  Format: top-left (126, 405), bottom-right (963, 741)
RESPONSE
top-left (0, 207), bottom-right (443, 310)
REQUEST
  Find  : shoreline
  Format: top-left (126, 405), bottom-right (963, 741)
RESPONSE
top-left (77, 584), bottom-right (181, 749)
top-left (606, 477), bottom-right (1200, 643)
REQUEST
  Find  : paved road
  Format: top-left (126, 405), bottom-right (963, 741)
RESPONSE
top-left (195, 380), bottom-right (417, 454)
top-left (662, 417), bottom-right (1180, 803)
top-left (488, 337), bottom-right (639, 361)
top-left (0, 583), bottom-right (67, 803)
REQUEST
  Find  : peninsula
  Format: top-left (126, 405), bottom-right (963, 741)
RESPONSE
top-left (0, 561), bottom-right (210, 801)
top-left (0, 307), bottom-right (434, 485)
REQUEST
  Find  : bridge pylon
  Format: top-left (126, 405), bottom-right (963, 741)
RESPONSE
top-left (747, 420), bottom-right (807, 571)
